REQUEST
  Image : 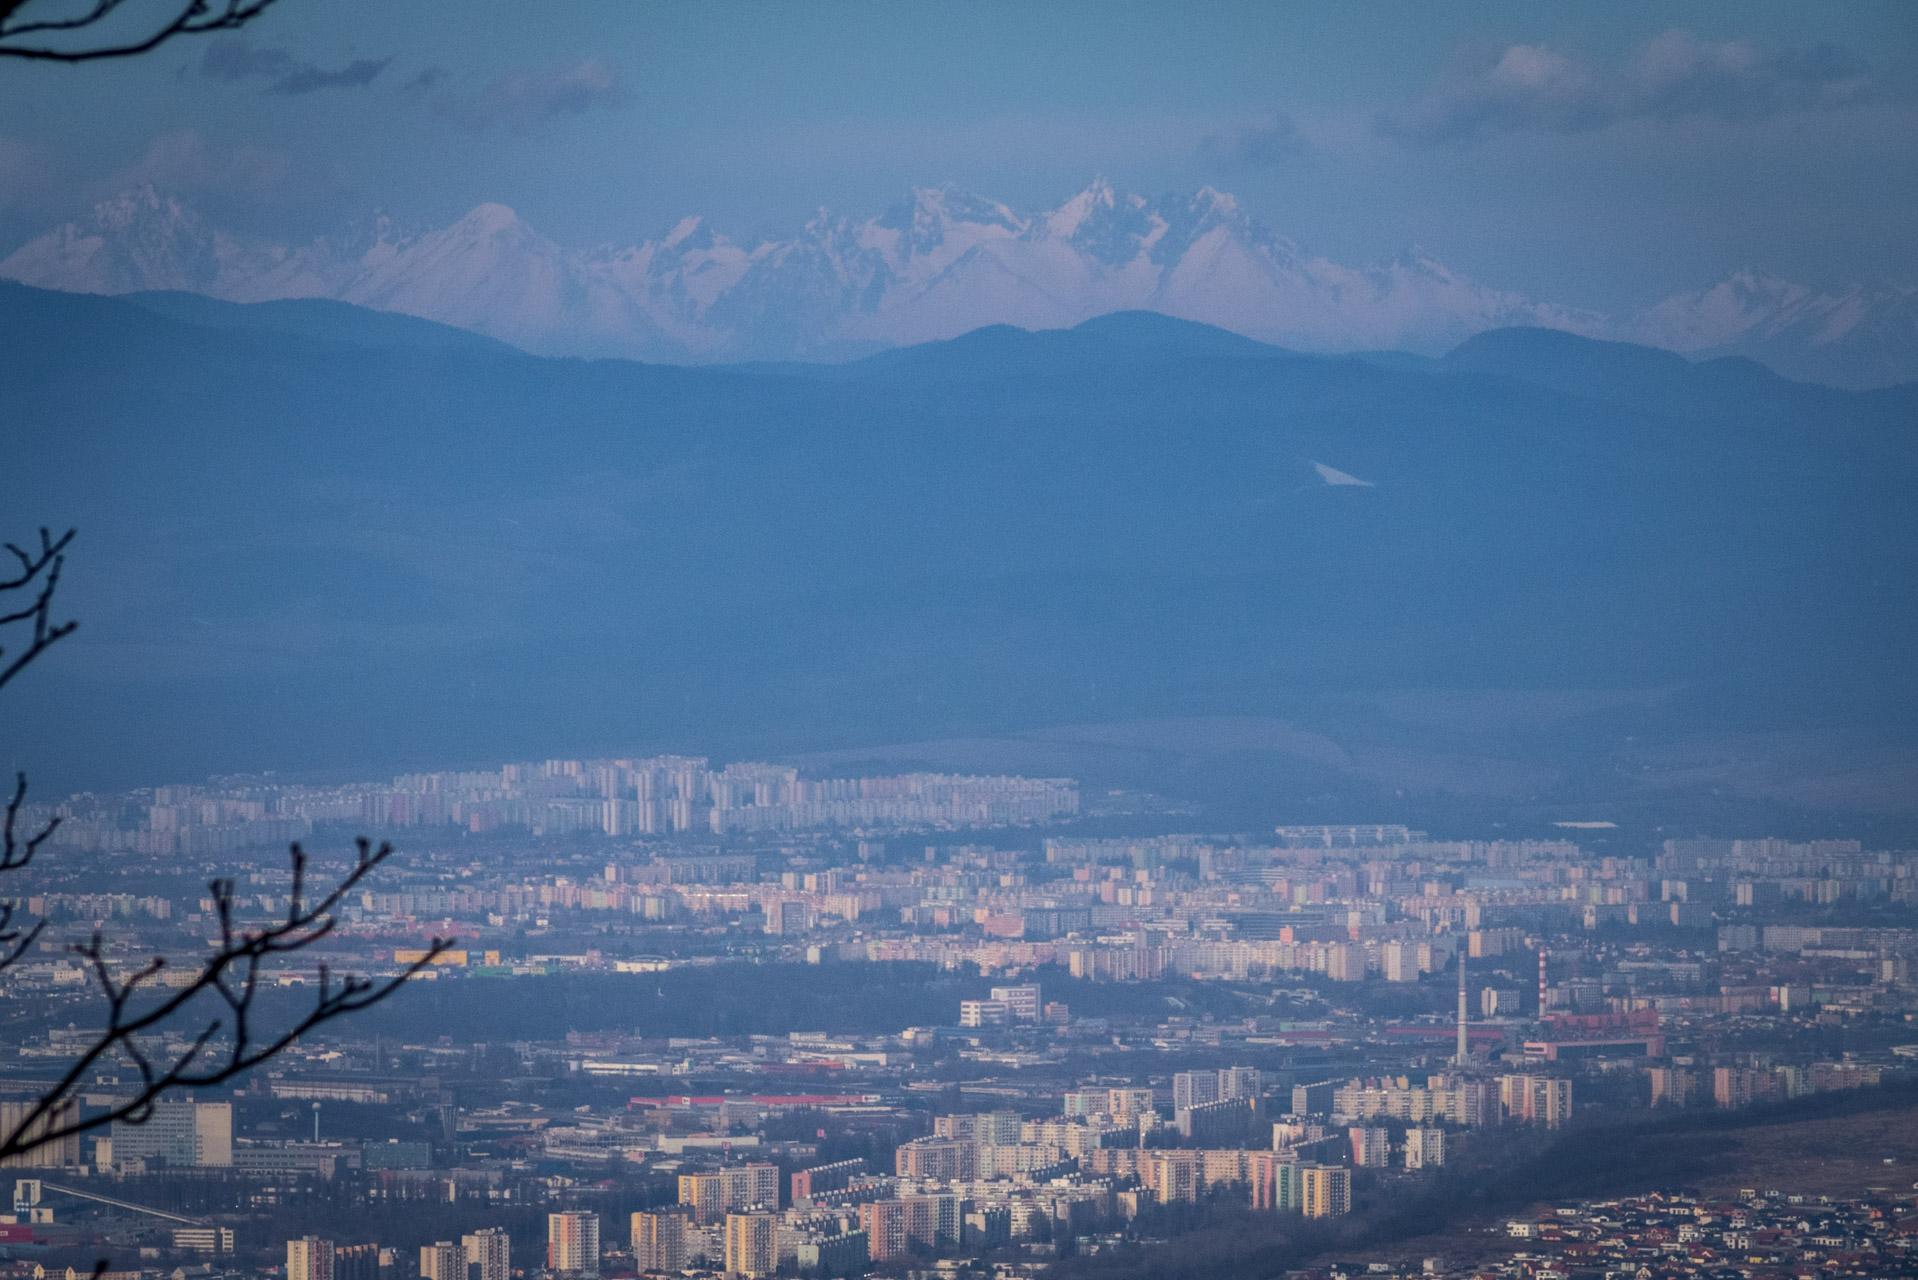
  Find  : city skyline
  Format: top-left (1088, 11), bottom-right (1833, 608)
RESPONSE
top-left (3, 6), bottom-right (1915, 1279)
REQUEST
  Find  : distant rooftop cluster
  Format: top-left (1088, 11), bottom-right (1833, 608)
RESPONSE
top-left (26, 756), bottom-right (1080, 856)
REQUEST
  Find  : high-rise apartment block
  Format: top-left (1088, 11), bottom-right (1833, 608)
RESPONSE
top-left (547, 1212), bottom-right (600, 1277)
top-left (419, 1242), bottom-right (461, 1280)
top-left (1178, 1097), bottom-right (1259, 1145)
top-left (1061, 1089), bottom-right (1106, 1117)
top-left (288, 1238), bottom-right (334, 1280)
top-left (1140, 1150), bottom-right (1201, 1205)
top-left (931, 1110), bottom-right (1021, 1144)
top-left (1250, 1153), bottom-right (1302, 1209)
top-left (1219, 1065), bottom-right (1262, 1100)
top-left (334, 1244), bottom-right (379, 1280)
top-left (790, 1158), bottom-right (863, 1202)
top-left (1172, 1071), bottom-right (1218, 1111)
top-left (1324, 942), bottom-right (1361, 982)
top-left (723, 1212), bottom-right (778, 1279)
top-left (794, 1228), bottom-right (869, 1278)
top-left (1403, 1127), bottom-right (1445, 1169)
top-left (1300, 1165), bottom-right (1351, 1218)
top-left (1382, 940), bottom-right (1419, 983)
top-left (895, 1138), bottom-right (974, 1181)
top-left (631, 1212), bottom-right (687, 1274)
top-left (462, 1229), bottom-right (509, 1280)
top-left (1176, 1065), bottom-right (1260, 1112)
top-left (1499, 1075), bottom-right (1573, 1128)
top-left (1290, 1080), bottom-right (1335, 1118)
top-left (859, 1200), bottom-right (912, 1264)
top-left (677, 1163), bottom-right (779, 1222)
top-left (1349, 1125), bottom-right (1390, 1168)
top-left (858, 1195), bottom-right (964, 1263)
top-left (676, 1171), bottom-right (725, 1224)
top-left (1649, 1067), bottom-right (1699, 1107)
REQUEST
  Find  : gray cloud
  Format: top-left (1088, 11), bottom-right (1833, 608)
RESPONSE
top-left (112, 129), bottom-right (304, 206)
top-left (1381, 29), bottom-right (1874, 145)
top-left (1199, 113), bottom-right (1306, 169)
top-left (268, 59), bottom-right (389, 94)
top-left (402, 66), bottom-right (448, 94)
top-left (432, 56), bottom-right (628, 132)
top-left (200, 37), bottom-right (389, 95)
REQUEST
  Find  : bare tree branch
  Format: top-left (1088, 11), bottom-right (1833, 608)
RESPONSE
top-left (0, 526), bottom-right (77, 693)
top-left (0, 837), bottom-right (449, 1164)
top-left (3, 770), bottom-right (61, 876)
top-left (0, 0), bottom-right (276, 62)
top-left (0, 896), bottom-right (46, 972)
top-left (0, 525), bottom-right (71, 975)
top-left (0, 520), bottom-right (443, 1170)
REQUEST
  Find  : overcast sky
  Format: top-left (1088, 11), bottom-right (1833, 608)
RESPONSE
top-left (1, 0), bottom-right (1911, 311)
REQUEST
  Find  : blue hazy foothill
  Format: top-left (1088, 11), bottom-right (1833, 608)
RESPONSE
top-left (119, 290), bottom-right (522, 356)
top-left (1, 282), bottom-right (1913, 829)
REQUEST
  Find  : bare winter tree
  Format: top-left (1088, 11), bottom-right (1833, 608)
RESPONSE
top-left (0, 528), bottom-right (448, 1165)
top-left (0, 0), bottom-right (276, 62)
top-left (0, 527), bottom-right (78, 972)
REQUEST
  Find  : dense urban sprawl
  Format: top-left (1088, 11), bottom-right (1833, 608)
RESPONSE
top-left (4, 758), bottom-right (1917, 1279)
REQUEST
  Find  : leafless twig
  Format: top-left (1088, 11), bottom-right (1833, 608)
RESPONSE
top-left (0, 773), bottom-right (54, 971)
top-left (1, 771), bottom-right (59, 877)
top-left (0, 526), bottom-right (76, 692)
top-left (0, 525), bottom-right (72, 973)
top-left (0, 520), bottom-right (442, 1173)
top-left (0, 0), bottom-right (276, 62)
top-left (0, 837), bottom-right (449, 1164)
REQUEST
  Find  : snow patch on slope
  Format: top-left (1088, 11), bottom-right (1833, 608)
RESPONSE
top-left (3, 182), bottom-right (1910, 385)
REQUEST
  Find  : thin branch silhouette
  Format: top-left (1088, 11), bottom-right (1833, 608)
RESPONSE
top-left (0, 519), bottom-right (445, 1174)
top-left (0, 525), bottom-right (76, 692)
top-left (0, 525), bottom-right (70, 977)
top-left (0, 838), bottom-right (448, 1164)
top-left (0, 773), bottom-right (54, 970)
top-left (0, 0), bottom-right (277, 62)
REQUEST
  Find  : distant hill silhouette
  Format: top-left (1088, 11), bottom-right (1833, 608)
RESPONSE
top-left (4, 284), bottom-right (1914, 828)
top-left (121, 290), bottom-right (522, 356)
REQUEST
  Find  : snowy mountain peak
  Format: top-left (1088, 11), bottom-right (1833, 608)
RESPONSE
top-left (876, 185), bottom-right (1025, 257)
top-left (660, 215), bottom-right (719, 251)
top-left (1, 183), bottom-right (1910, 385)
top-left (1188, 185), bottom-right (1241, 218)
top-left (453, 202), bottom-right (533, 240)
top-left (329, 211), bottom-right (419, 261)
top-left (1044, 177), bottom-right (1119, 239)
top-left (1638, 268), bottom-right (1917, 385)
top-left (93, 184), bottom-right (193, 231)
top-left (1, 183), bottom-right (244, 296)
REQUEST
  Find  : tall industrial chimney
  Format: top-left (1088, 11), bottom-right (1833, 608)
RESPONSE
top-left (1455, 948), bottom-right (1468, 1066)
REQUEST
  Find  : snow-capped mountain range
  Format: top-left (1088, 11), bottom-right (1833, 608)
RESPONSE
top-left (4, 182), bottom-right (1912, 386)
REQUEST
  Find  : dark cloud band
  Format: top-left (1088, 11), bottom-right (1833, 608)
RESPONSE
top-left (199, 36), bottom-right (390, 96)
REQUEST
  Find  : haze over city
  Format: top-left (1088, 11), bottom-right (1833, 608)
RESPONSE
top-left (1, 5), bottom-right (1916, 1280)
